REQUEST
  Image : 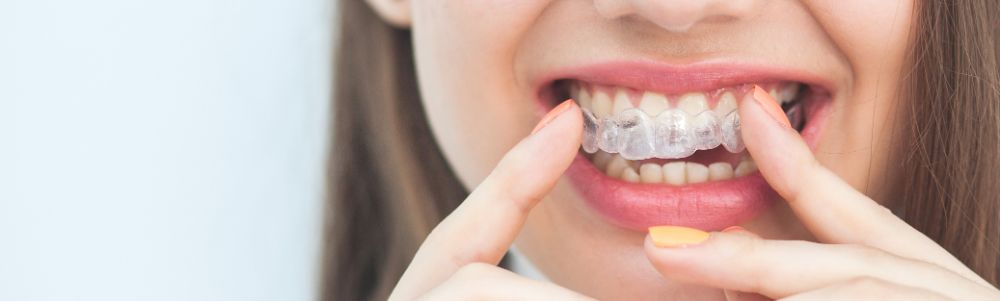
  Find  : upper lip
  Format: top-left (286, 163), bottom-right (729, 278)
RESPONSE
top-left (534, 60), bottom-right (834, 106)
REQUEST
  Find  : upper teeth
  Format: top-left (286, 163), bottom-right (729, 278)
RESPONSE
top-left (573, 82), bottom-right (800, 119)
top-left (575, 82), bottom-right (799, 161)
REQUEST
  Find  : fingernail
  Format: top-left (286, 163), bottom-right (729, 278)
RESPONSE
top-left (648, 226), bottom-right (710, 248)
top-left (751, 85), bottom-right (791, 128)
top-left (531, 99), bottom-right (575, 134)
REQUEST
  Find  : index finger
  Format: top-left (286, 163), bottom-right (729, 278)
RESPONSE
top-left (389, 100), bottom-right (583, 300)
top-left (738, 86), bottom-right (989, 286)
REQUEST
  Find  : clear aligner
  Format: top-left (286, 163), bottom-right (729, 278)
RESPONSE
top-left (582, 108), bottom-right (744, 160)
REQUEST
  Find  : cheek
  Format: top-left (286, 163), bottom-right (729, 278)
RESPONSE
top-left (804, 0), bottom-right (914, 195)
top-left (410, 1), bottom-right (554, 189)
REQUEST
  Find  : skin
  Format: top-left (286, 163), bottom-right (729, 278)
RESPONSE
top-left (366, 0), bottom-right (1000, 299)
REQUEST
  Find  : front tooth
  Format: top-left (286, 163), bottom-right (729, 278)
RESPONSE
top-left (677, 93), bottom-right (709, 115)
top-left (639, 163), bottom-right (663, 184)
top-left (686, 162), bottom-right (709, 183)
top-left (598, 117), bottom-right (622, 153)
top-left (654, 110), bottom-right (694, 159)
top-left (592, 90), bottom-right (613, 118)
top-left (638, 91), bottom-right (669, 116)
top-left (690, 111), bottom-right (721, 150)
top-left (592, 152), bottom-right (613, 170)
top-left (663, 162), bottom-right (686, 185)
top-left (605, 155), bottom-right (629, 178)
top-left (734, 159), bottom-right (758, 177)
top-left (714, 92), bottom-right (738, 115)
top-left (612, 89), bottom-right (633, 114)
top-left (779, 83), bottom-right (800, 104)
top-left (618, 109), bottom-right (656, 160)
top-left (621, 167), bottom-right (640, 182)
top-left (708, 162), bottom-right (734, 181)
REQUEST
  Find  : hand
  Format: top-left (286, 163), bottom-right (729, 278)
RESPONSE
top-left (388, 100), bottom-right (593, 300)
top-left (644, 87), bottom-right (1000, 300)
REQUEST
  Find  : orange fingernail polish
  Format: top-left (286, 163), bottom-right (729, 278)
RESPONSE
top-left (648, 226), bottom-right (710, 248)
top-left (531, 99), bottom-right (575, 134)
top-left (751, 85), bottom-right (792, 128)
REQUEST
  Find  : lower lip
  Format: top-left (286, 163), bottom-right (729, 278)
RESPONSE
top-left (565, 95), bottom-right (832, 232)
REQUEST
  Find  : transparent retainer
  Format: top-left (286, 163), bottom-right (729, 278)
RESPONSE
top-left (582, 107), bottom-right (744, 161)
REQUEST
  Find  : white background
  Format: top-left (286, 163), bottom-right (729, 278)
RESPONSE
top-left (1, 0), bottom-right (332, 300)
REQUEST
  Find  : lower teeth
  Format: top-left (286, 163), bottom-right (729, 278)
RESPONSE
top-left (592, 151), bottom-right (759, 184)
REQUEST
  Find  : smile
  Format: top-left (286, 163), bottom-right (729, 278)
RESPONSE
top-left (537, 62), bottom-right (833, 231)
top-left (573, 81), bottom-right (805, 184)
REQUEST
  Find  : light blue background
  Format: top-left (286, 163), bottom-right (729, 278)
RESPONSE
top-left (1, 0), bottom-right (331, 300)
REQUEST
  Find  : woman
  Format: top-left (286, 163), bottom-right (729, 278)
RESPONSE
top-left (325, 0), bottom-right (1000, 300)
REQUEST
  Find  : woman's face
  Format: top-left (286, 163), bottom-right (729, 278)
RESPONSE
top-left (406, 1), bottom-right (912, 299)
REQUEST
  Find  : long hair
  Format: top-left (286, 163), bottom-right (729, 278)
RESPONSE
top-left (322, 1), bottom-right (1000, 300)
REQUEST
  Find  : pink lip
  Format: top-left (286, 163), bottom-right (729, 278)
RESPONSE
top-left (537, 61), bottom-right (834, 231)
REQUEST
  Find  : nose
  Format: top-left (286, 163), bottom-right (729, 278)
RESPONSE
top-left (593, 0), bottom-right (756, 33)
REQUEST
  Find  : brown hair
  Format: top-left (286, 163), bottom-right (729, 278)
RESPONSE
top-left (896, 0), bottom-right (1000, 286)
top-left (321, 0), bottom-right (1000, 300)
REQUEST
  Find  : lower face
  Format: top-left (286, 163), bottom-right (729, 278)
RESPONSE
top-left (411, 1), bottom-right (912, 299)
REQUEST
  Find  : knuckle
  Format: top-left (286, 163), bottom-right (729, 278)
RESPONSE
top-left (841, 277), bottom-right (896, 300)
top-left (846, 276), bottom-right (885, 289)
top-left (448, 248), bottom-right (491, 269)
top-left (835, 243), bottom-right (888, 266)
top-left (454, 262), bottom-right (494, 278)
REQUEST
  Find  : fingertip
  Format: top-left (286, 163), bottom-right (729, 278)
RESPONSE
top-left (486, 99), bottom-right (583, 207)
top-left (738, 89), bottom-right (815, 201)
top-left (643, 230), bottom-right (738, 284)
top-left (531, 99), bottom-right (580, 135)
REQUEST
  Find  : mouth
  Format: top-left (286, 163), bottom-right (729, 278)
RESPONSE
top-left (537, 62), bottom-right (833, 231)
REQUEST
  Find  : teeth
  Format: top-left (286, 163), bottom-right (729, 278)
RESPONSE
top-left (592, 151), bottom-right (613, 170)
top-left (720, 111), bottom-right (744, 153)
top-left (677, 93), bottom-right (709, 115)
top-left (686, 162), bottom-right (709, 184)
top-left (638, 91), bottom-right (669, 116)
top-left (779, 83), bottom-right (801, 104)
top-left (714, 92), bottom-right (738, 115)
top-left (639, 163), bottom-right (663, 183)
top-left (574, 82), bottom-right (799, 161)
top-left (622, 167), bottom-right (640, 183)
top-left (612, 89), bottom-right (633, 114)
top-left (619, 109), bottom-right (657, 160)
top-left (734, 159), bottom-right (758, 177)
top-left (574, 84), bottom-right (592, 109)
top-left (606, 155), bottom-right (630, 178)
top-left (592, 90), bottom-right (613, 118)
top-left (690, 111), bottom-right (722, 150)
top-left (769, 88), bottom-right (781, 104)
top-left (663, 162), bottom-right (686, 185)
top-left (582, 109), bottom-right (600, 153)
top-left (708, 162), bottom-right (734, 181)
top-left (653, 110), bottom-right (694, 159)
top-left (594, 153), bottom-right (758, 185)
